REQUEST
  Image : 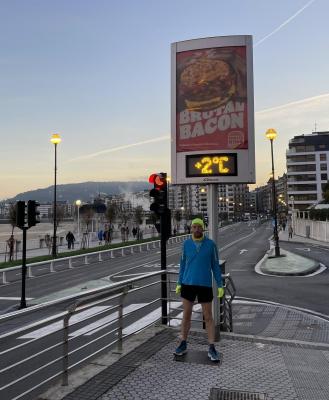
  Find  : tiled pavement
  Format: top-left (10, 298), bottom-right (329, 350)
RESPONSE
top-left (50, 301), bottom-right (329, 400)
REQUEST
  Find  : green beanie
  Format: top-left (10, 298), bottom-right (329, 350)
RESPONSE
top-left (191, 218), bottom-right (204, 229)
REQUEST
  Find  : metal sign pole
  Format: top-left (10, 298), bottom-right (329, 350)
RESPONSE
top-left (207, 184), bottom-right (220, 341)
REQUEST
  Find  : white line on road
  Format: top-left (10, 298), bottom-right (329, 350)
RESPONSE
top-left (18, 306), bottom-right (110, 339)
top-left (122, 302), bottom-right (182, 335)
top-left (0, 297), bottom-right (34, 301)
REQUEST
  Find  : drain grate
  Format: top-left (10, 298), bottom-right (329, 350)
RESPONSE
top-left (209, 388), bottom-right (268, 400)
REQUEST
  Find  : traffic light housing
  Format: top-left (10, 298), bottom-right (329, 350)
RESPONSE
top-left (149, 172), bottom-right (168, 216)
top-left (27, 200), bottom-right (40, 228)
top-left (16, 201), bottom-right (26, 229)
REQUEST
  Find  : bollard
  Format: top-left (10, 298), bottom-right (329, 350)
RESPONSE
top-left (2, 271), bottom-right (8, 285)
top-left (110, 250), bottom-right (115, 259)
top-left (68, 258), bottom-right (73, 269)
top-left (84, 255), bottom-right (89, 265)
top-left (50, 260), bottom-right (55, 273)
top-left (28, 265), bottom-right (34, 278)
top-left (98, 252), bottom-right (103, 262)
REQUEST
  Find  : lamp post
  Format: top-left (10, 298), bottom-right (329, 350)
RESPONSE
top-left (265, 128), bottom-right (280, 257)
top-left (290, 195), bottom-right (295, 232)
top-left (75, 199), bottom-right (82, 244)
top-left (50, 133), bottom-right (61, 257)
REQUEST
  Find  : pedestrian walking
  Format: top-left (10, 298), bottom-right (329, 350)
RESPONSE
top-left (6, 235), bottom-right (15, 262)
top-left (132, 227), bottom-right (137, 239)
top-left (98, 229), bottom-right (103, 245)
top-left (174, 218), bottom-right (224, 362)
top-left (288, 225), bottom-right (293, 239)
top-left (65, 231), bottom-right (75, 249)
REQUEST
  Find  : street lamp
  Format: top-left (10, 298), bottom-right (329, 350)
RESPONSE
top-left (50, 133), bottom-right (61, 257)
top-left (75, 199), bottom-right (82, 244)
top-left (290, 195), bottom-right (295, 231)
top-left (265, 128), bottom-right (280, 257)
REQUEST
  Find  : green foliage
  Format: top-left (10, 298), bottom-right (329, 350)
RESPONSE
top-left (309, 208), bottom-right (329, 221)
top-left (133, 206), bottom-right (144, 226)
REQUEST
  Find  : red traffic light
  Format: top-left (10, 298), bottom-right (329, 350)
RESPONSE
top-left (148, 173), bottom-right (166, 189)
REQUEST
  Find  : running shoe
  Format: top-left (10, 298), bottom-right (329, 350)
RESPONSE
top-left (208, 344), bottom-right (220, 362)
top-left (174, 340), bottom-right (187, 356)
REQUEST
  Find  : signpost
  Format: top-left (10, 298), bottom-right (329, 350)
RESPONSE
top-left (171, 36), bottom-right (255, 336)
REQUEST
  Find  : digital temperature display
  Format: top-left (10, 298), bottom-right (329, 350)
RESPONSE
top-left (186, 153), bottom-right (237, 177)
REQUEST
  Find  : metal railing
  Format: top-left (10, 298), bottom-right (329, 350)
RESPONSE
top-left (0, 265), bottom-right (235, 400)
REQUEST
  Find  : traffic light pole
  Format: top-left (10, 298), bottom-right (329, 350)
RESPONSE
top-left (160, 213), bottom-right (167, 325)
top-left (20, 227), bottom-right (28, 309)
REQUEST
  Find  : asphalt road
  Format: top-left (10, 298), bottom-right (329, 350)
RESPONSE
top-left (1, 221), bottom-right (329, 400)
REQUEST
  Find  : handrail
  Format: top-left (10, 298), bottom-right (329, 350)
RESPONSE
top-left (0, 262), bottom-right (235, 399)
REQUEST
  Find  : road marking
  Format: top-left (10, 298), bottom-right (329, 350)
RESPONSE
top-left (296, 247), bottom-right (310, 252)
top-left (37, 268), bottom-right (48, 271)
top-left (169, 303), bottom-right (201, 327)
top-left (112, 272), bottom-right (155, 279)
top-left (18, 306), bottom-right (110, 339)
top-left (123, 302), bottom-right (182, 335)
top-left (75, 303), bottom-right (148, 336)
top-left (0, 297), bottom-right (34, 301)
top-left (18, 303), bottom-right (175, 339)
top-left (239, 249), bottom-right (248, 254)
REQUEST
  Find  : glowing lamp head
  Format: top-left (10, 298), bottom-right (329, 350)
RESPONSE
top-left (265, 128), bottom-right (277, 141)
top-left (149, 173), bottom-right (166, 189)
top-left (51, 133), bottom-right (61, 145)
top-left (75, 199), bottom-right (82, 206)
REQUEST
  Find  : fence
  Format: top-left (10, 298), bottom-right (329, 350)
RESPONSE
top-left (0, 268), bottom-right (235, 400)
top-left (293, 211), bottom-right (329, 242)
top-left (0, 234), bottom-right (190, 286)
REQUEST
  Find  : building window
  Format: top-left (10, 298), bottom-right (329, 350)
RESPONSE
top-left (287, 184), bottom-right (317, 191)
top-left (320, 154), bottom-right (327, 161)
top-left (321, 174), bottom-right (327, 181)
top-left (320, 164), bottom-right (327, 171)
top-left (293, 194), bottom-right (317, 201)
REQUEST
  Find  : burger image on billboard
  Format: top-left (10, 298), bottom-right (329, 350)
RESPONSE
top-left (179, 57), bottom-right (236, 111)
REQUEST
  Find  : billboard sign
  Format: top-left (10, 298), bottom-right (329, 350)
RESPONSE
top-left (171, 36), bottom-right (255, 184)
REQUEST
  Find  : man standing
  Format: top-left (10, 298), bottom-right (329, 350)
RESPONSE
top-left (174, 218), bottom-right (224, 362)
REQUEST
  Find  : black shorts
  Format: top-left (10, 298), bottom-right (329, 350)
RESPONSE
top-left (181, 284), bottom-right (213, 303)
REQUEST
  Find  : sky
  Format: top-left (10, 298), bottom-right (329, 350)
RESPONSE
top-left (1, 0), bottom-right (329, 200)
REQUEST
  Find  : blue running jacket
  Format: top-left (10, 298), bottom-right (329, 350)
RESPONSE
top-left (178, 237), bottom-right (223, 288)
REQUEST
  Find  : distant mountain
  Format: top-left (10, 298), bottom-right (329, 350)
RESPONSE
top-left (8, 181), bottom-right (149, 203)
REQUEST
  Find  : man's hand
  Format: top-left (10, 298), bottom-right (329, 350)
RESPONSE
top-left (217, 287), bottom-right (224, 298)
top-left (175, 284), bottom-right (182, 295)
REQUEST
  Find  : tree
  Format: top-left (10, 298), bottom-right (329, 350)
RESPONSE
top-left (173, 209), bottom-right (181, 229)
top-left (8, 204), bottom-right (17, 235)
top-left (105, 203), bottom-right (117, 224)
top-left (117, 203), bottom-right (132, 225)
top-left (49, 205), bottom-right (65, 228)
top-left (133, 206), bottom-right (144, 226)
top-left (80, 205), bottom-right (95, 233)
top-left (322, 181), bottom-right (329, 203)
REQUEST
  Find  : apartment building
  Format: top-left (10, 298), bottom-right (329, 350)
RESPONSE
top-left (287, 131), bottom-right (329, 210)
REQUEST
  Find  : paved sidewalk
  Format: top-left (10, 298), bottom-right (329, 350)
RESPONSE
top-left (258, 229), bottom-right (328, 276)
top-left (279, 229), bottom-right (329, 248)
top-left (40, 301), bottom-right (329, 400)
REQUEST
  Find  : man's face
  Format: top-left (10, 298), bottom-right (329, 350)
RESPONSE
top-left (191, 223), bottom-right (203, 238)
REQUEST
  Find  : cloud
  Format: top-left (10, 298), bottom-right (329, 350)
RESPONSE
top-left (254, 92), bottom-right (329, 186)
top-left (254, 0), bottom-right (317, 47)
top-left (67, 135), bottom-right (170, 162)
